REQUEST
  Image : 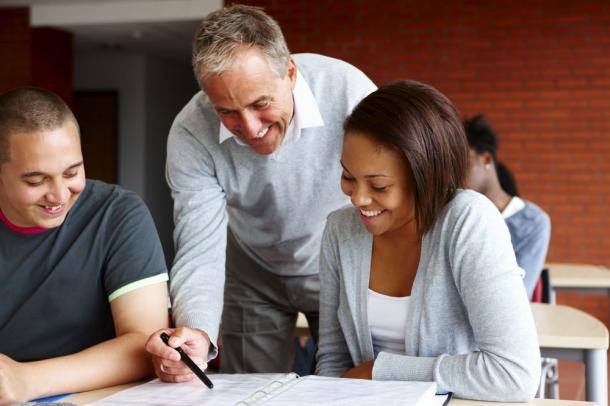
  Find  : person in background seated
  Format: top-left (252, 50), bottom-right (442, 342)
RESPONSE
top-left (464, 115), bottom-right (551, 299)
top-left (0, 87), bottom-right (169, 404)
top-left (316, 81), bottom-right (540, 401)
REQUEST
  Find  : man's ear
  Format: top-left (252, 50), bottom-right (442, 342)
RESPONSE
top-left (286, 57), bottom-right (297, 89)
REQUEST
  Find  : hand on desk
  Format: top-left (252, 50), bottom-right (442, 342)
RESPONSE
top-left (146, 327), bottom-right (210, 383)
top-left (341, 360), bottom-right (374, 379)
top-left (0, 353), bottom-right (29, 405)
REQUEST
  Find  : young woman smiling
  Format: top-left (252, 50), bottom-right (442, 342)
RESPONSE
top-left (315, 81), bottom-right (540, 402)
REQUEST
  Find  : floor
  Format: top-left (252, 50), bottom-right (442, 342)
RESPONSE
top-left (551, 354), bottom-right (610, 403)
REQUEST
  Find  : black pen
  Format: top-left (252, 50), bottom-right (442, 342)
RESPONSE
top-left (160, 332), bottom-right (214, 389)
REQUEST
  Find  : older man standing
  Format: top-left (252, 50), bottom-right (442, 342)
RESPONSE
top-left (146, 4), bottom-right (375, 378)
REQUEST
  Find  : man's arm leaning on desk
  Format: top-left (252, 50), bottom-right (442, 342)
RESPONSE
top-left (0, 282), bottom-right (169, 404)
top-left (147, 112), bottom-right (229, 382)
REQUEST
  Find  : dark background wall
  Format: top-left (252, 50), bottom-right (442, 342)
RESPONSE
top-left (238, 0), bottom-right (610, 323)
top-left (0, 8), bottom-right (73, 104)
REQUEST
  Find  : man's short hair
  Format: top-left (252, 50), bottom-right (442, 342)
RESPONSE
top-left (192, 4), bottom-right (291, 85)
top-left (464, 114), bottom-right (499, 162)
top-left (0, 86), bottom-right (78, 164)
top-left (344, 80), bottom-right (469, 237)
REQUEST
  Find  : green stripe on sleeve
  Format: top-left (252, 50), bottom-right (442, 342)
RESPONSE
top-left (108, 273), bottom-right (169, 302)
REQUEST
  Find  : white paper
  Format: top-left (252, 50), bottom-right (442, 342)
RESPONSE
top-left (89, 374), bottom-right (437, 406)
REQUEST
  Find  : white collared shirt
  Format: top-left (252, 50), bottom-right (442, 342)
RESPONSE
top-left (218, 69), bottom-right (324, 148)
top-left (502, 196), bottom-right (526, 219)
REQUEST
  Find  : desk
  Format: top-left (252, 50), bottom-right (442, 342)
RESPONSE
top-left (296, 305), bottom-right (609, 405)
top-left (532, 303), bottom-right (609, 406)
top-left (65, 382), bottom-right (594, 405)
top-left (547, 263), bottom-right (610, 292)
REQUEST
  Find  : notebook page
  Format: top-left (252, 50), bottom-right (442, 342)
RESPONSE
top-left (89, 374), bottom-right (285, 406)
top-left (261, 376), bottom-right (437, 406)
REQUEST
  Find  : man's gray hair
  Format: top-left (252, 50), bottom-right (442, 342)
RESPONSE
top-left (192, 4), bottom-right (291, 85)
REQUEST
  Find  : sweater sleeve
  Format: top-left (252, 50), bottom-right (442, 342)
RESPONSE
top-left (373, 195), bottom-right (541, 401)
top-left (316, 214), bottom-right (356, 376)
top-left (166, 118), bottom-right (227, 360)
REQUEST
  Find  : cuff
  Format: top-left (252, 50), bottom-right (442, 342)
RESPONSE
top-left (372, 352), bottom-right (436, 382)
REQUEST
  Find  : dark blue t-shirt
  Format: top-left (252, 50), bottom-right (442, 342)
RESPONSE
top-left (0, 180), bottom-right (168, 361)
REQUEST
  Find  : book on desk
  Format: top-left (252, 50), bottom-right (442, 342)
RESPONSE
top-left (88, 373), bottom-right (447, 405)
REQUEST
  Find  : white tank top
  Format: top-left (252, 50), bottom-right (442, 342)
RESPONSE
top-left (367, 288), bottom-right (410, 357)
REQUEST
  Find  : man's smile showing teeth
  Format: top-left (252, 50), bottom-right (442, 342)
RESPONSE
top-left (40, 204), bottom-right (64, 214)
top-left (360, 209), bottom-right (384, 217)
top-left (254, 126), bottom-right (269, 139)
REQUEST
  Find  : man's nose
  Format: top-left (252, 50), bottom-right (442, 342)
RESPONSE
top-left (45, 179), bottom-right (70, 203)
top-left (240, 111), bottom-right (263, 139)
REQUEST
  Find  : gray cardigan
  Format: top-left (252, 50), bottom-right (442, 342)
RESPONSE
top-left (316, 190), bottom-right (541, 401)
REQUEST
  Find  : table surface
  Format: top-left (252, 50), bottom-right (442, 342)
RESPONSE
top-left (67, 303), bottom-right (606, 406)
top-left (546, 262), bottom-right (610, 288)
top-left (65, 381), bottom-right (595, 405)
top-left (531, 303), bottom-right (609, 349)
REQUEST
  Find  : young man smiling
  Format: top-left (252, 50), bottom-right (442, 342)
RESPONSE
top-left (145, 4), bottom-right (376, 378)
top-left (0, 87), bottom-right (169, 403)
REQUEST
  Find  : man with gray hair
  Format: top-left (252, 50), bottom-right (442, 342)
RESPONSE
top-left (146, 4), bottom-right (376, 377)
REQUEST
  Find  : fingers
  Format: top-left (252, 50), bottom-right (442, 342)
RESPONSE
top-left (159, 360), bottom-right (208, 375)
top-left (145, 328), bottom-right (181, 361)
top-left (146, 327), bottom-right (212, 383)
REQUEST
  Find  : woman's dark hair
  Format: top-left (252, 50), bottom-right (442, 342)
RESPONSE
top-left (463, 114), bottom-right (499, 161)
top-left (344, 80), bottom-right (469, 236)
top-left (496, 161), bottom-right (520, 197)
top-left (464, 115), bottom-right (520, 196)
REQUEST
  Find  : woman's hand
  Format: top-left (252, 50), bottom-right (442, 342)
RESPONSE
top-left (341, 360), bottom-right (374, 379)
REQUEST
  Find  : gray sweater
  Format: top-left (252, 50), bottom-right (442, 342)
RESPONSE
top-left (165, 53), bottom-right (376, 351)
top-left (316, 190), bottom-right (541, 401)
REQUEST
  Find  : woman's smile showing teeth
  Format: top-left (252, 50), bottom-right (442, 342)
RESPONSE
top-left (359, 208), bottom-right (385, 223)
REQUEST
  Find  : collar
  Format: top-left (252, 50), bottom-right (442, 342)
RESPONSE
top-left (218, 69), bottom-right (324, 146)
top-left (0, 208), bottom-right (48, 234)
top-left (502, 196), bottom-right (526, 219)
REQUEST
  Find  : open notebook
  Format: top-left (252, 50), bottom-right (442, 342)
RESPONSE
top-left (89, 373), bottom-right (441, 406)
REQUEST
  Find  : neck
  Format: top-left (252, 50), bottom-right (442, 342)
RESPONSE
top-left (484, 182), bottom-right (513, 212)
top-left (375, 219), bottom-right (420, 247)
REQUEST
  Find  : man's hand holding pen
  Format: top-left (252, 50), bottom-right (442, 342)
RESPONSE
top-left (145, 328), bottom-right (211, 384)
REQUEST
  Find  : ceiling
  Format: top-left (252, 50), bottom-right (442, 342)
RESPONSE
top-left (0, 0), bottom-right (222, 62)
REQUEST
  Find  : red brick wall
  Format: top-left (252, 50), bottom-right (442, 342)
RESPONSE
top-left (236, 0), bottom-right (610, 322)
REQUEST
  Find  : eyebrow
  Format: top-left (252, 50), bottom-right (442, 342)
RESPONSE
top-left (21, 161), bottom-right (84, 178)
top-left (340, 161), bottom-right (392, 178)
top-left (215, 96), bottom-right (272, 112)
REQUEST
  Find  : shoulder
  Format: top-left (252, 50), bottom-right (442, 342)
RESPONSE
top-left (506, 199), bottom-right (551, 237)
top-left (442, 189), bottom-right (501, 226)
top-left (294, 53), bottom-right (367, 75)
top-left (170, 91), bottom-right (220, 143)
top-left (78, 180), bottom-right (149, 219)
top-left (294, 53), bottom-right (375, 91)
top-left (324, 205), bottom-right (363, 241)
top-left (516, 200), bottom-right (550, 224)
top-left (429, 189), bottom-right (508, 247)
